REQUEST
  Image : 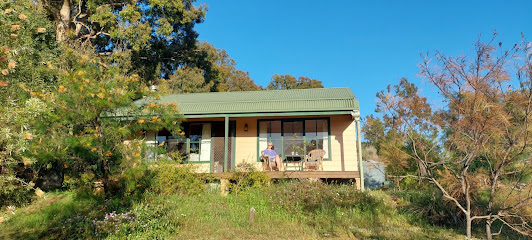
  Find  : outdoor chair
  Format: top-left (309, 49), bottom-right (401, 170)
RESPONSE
top-left (260, 150), bottom-right (279, 171)
top-left (304, 149), bottom-right (325, 171)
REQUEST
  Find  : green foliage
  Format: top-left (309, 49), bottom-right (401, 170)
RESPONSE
top-left (164, 42), bottom-right (260, 93)
top-left (1, 187), bottom-right (481, 240)
top-left (268, 180), bottom-right (390, 215)
top-left (151, 163), bottom-right (205, 196)
top-left (41, 0), bottom-right (207, 82)
top-left (226, 162), bottom-right (270, 195)
top-left (0, 1), bottom-right (58, 102)
top-left (397, 189), bottom-right (463, 227)
top-left (119, 164), bottom-right (155, 200)
top-left (266, 74), bottom-right (324, 90)
top-left (0, 175), bottom-right (33, 207)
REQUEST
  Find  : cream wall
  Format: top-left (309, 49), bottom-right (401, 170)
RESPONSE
top-left (140, 115), bottom-right (360, 173)
top-left (233, 115), bottom-right (359, 172)
top-left (234, 117), bottom-right (262, 169)
top-left (327, 115), bottom-right (358, 171)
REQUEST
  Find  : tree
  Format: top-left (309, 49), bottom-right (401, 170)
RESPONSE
top-left (266, 74), bottom-right (323, 90)
top-left (1, 1), bottom-right (184, 195)
top-left (173, 42), bottom-right (259, 93)
top-left (364, 36), bottom-right (532, 239)
top-left (363, 79), bottom-right (435, 188)
top-left (40, 0), bottom-right (206, 82)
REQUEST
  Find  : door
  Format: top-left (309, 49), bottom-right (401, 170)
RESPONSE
top-left (211, 121), bottom-right (236, 173)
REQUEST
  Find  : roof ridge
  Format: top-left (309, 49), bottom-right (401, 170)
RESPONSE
top-left (176, 98), bottom-right (354, 104)
top-left (161, 87), bottom-right (352, 97)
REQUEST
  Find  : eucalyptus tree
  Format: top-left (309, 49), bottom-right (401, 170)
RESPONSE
top-left (266, 74), bottom-right (323, 90)
top-left (40, 0), bottom-right (206, 82)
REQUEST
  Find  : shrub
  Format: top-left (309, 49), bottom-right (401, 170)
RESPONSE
top-left (396, 189), bottom-right (463, 227)
top-left (227, 162), bottom-right (270, 195)
top-left (120, 165), bottom-right (155, 200)
top-left (268, 180), bottom-right (389, 214)
top-left (151, 163), bottom-right (205, 196)
top-left (0, 175), bottom-right (33, 207)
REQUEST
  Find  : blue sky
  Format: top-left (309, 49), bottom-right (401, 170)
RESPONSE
top-left (195, 0), bottom-right (532, 117)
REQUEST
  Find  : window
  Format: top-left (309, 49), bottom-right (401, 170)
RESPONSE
top-left (258, 121), bottom-right (282, 157)
top-left (156, 123), bottom-right (211, 162)
top-left (258, 118), bottom-right (330, 160)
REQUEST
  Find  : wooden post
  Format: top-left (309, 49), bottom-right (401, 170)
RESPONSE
top-left (249, 207), bottom-right (255, 226)
top-left (220, 178), bottom-right (229, 196)
top-left (353, 111), bottom-right (365, 191)
top-left (224, 116), bottom-right (229, 172)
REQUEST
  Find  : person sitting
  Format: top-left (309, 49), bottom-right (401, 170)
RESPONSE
top-left (263, 142), bottom-right (283, 171)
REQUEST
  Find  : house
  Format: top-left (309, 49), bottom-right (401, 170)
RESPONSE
top-left (134, 87), bottom-right (364, 190)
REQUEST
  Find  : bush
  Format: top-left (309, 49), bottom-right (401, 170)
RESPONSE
top-left (268, 180), bottom-right (389, 214)
top-left (151, 163), bottom-right (205, 196)
top-left (227, 162), bottom-right (270, 195)
top-left (0, 175), bottom-right (33, 207)
top-left (120, 165), bottom-right (155, 200)
top-left (396, 189), bottom-right (463, 227)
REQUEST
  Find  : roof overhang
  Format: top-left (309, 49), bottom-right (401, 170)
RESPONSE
top-left (183, 110), bottom-right (356, 119)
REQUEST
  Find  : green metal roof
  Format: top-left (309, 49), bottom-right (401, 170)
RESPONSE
top-left (134, 87), bottom-right (359, 117)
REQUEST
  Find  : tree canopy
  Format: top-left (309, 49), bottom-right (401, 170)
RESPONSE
top-left (40, 0), bottom-right (206, 82)
top-left (266, 74), bottom-right (323, 90)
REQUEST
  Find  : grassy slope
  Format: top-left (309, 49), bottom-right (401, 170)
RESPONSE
top-left (0, 188), bottom-right (468, 240)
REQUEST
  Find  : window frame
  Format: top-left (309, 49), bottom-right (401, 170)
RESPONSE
top-left (155, 122), bottom-right (212, 164)
top-left (256, 117), bottom-right (332, 162)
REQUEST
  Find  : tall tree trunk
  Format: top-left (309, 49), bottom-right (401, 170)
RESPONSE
top-left (56, 0), bottom-right (71, 43)
top-left (466, 213), bottom-right (472, 240)
top-left (486, 218), bottom-right (493, 240)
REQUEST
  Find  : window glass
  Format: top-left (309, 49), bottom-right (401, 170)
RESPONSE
top-left (305, 120), bottom-right (317, 138)
top-left (270, 121), bottom-right (281, 139)
top-left (259, 119), bottom-right (329, 160)
top-left (153, 123), bottom-right (211, 162)
top-left (283, 121), bottom-right (304, 156)
top-left (190, 124), bottom-right (202, 142)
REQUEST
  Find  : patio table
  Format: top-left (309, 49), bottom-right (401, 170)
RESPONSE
top-left (284, 155), bottom-right (304, 171)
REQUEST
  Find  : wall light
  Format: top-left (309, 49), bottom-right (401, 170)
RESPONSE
top-left (244, 123), bottom-right (248, 131)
